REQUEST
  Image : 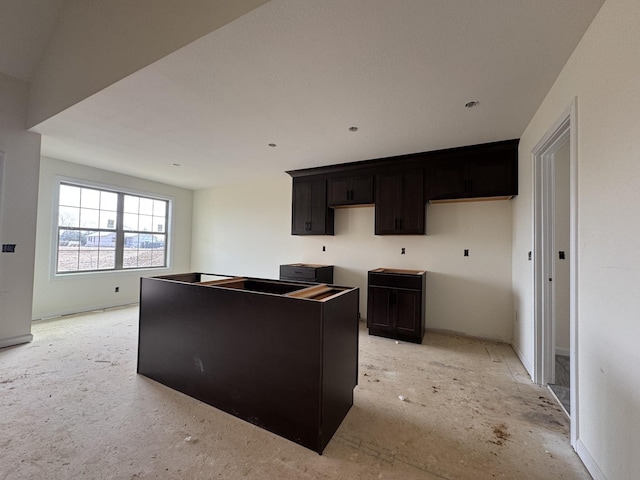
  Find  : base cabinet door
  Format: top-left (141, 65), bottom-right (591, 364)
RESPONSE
top-left (395, 290), bottom-right (421, 334)
top-left (367, 270), bottom-right (425, 343)
top-left (368, 286), bottom-right (393, 330)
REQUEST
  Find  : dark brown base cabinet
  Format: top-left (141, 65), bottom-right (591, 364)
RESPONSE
top-left (137, 273), bottom-right (359, 454)
top-left (367, 269), bottom-right (426, 343)
top-left (279, 263), bottom-right (334, 283)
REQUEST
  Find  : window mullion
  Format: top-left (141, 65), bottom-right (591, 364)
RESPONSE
top-left (115, 193), bottom-right (125, 269)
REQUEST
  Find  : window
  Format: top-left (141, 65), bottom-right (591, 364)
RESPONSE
top-left (56, 182), bottom-right (169, 273)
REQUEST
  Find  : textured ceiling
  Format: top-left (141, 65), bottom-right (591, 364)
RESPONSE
top-left (0, 0), bottom-right (66, 81)
top-left (30, 0), bottom-right (604, 190)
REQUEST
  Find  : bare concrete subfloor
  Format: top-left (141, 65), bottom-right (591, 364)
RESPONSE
top-left (0, 305), bottom-right (590, 480)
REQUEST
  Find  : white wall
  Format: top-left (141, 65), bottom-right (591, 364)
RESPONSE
top-left (192, 174), bottom-right (514, 342)
top-left (27, 0), bottom-right (270, 128)
top-left (512, 0), bottom-right (640, 477)
top-left (32, 157), bottom-right (193, 320)
top-left (0, 73), bottom-right (41, 347)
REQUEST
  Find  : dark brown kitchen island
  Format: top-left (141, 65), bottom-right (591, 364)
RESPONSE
top-left (137, 273), bottom-right (359, 454)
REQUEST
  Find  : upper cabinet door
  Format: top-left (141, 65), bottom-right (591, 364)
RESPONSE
top-left (291, 178), bottom-right (334, 235)
top-left (430, 158), bottom-right (466, 199)
top-left (429, 143), bottom-right (518, 201)
top-left (375, 168), bottom-right (424, 235)
top-left (328, 174), bottom-right (374, 206)
top-left (466, 150), bottom-right (517, 198)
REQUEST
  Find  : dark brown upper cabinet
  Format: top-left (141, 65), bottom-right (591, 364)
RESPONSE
top-left (375, 168), bottom-right (424, 235)
top-left (287, 139), bottom-right (518, 235)
top-left (429, 144), bottom-right (518, 202)
top-left (328, 174), bottom-right (374, 207)
top-left (291, 178), bottom-right (334, 235)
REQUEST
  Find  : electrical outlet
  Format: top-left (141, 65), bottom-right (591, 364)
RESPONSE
top-left (115, 287), bottom-right (119, 293)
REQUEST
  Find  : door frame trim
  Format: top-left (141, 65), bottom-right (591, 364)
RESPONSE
top-left (532, 98), bottom-right (578, 447)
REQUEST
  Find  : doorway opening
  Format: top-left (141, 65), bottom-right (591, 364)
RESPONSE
top-left (532, 99), bottom-right (578, 447)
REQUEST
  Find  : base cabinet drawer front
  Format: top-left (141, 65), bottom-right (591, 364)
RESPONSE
top-left (368, 271), bottom-right (423, 290)
top-left (367, 270), bottom-right (425, 343)
top-left (279, 264), bottom-right (334, 284)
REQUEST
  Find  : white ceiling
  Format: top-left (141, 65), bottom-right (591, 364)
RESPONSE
top-left (0, 0), bottom-right (67, 81)
top-left (13, 0), bottom-right (605, 190)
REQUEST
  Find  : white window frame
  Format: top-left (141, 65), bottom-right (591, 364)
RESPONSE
top-left (52, 176), bottom-right (173, 277)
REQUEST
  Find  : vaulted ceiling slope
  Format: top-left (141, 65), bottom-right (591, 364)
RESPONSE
top-left (0, 0), bottom-right (66, 82)
top-left (4, 0), bottom-right (604, 190)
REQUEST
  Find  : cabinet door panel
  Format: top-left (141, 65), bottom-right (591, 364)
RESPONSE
top-left (292, 180), bottom-right (310, 234)
top-left (368, 286), bottom-right (393, 329)
top-left (431, 159), bottom-right (466, 199)
top-left (400, 169), bottom-right (425, 233)
top-left (375, 173), bottom-right (402, 233)
top-left (309, 180), bottom-right (327, 234)
top-left (467, 154), bottom-right (515, 197)
top-left (328, 175), bottom-right (373, 206)
top-left (396, 290), bottom-right (420, 334)
top-left (291, 178), bottom-right (333, 235)
top-left (328, 178), bottom-right (350, 205)
top-left (351, 176), bottom-right (374, 204)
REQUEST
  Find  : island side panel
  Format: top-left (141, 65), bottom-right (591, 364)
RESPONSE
top-left (137, 277), bottom-right (324, 451)
top-left (318, 289), bottom-right (360, 452)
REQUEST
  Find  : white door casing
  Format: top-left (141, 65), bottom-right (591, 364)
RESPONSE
top-left (532, 98), bottom-right (578, 447)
